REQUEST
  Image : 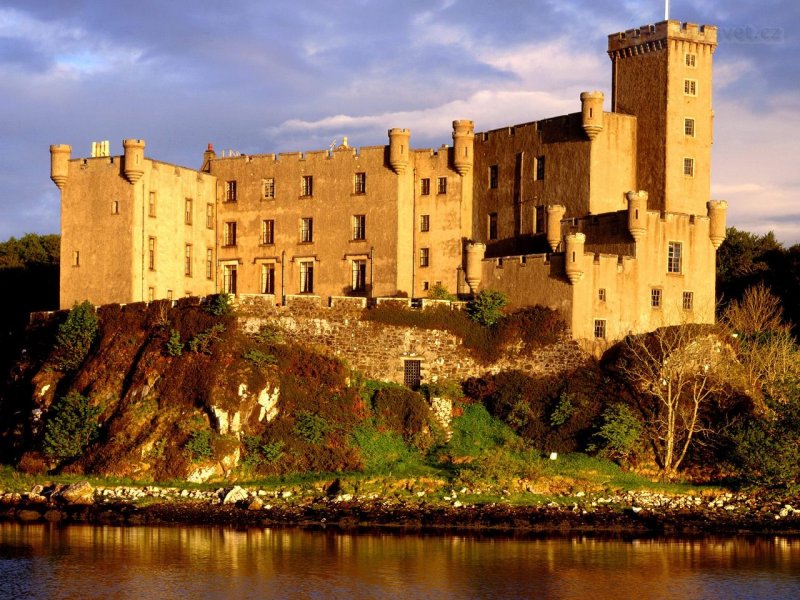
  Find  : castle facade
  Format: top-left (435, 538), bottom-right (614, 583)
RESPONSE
top-left (51, 20), bottom-right (725, 342)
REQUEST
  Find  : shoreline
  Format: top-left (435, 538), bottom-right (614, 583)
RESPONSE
top-left (3, 482), bottom-right (800, 537)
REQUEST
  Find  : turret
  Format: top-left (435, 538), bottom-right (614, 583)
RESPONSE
top-left (388, 128), bottom-right (410, 175)
top-left (464, 242), bottom-right (486, 294)
top-left (202, 143), bottom-right (216, 172)
top-left (708, 200), bottom-right (728, 250)
top-left (452, 120), bottom-right (474, 176)
top-left (580, 91), bottom-right (604, 140)
top-left (50, 144), bottom-right (71, 190)
top-left (545, 205), bottom-right (566, 252)
top-left (123, 139), bottom-right (146, 184)
top-left (626, 190), bottom-right (648, 242)
top-left (564, 233), bottom-right (585, 285)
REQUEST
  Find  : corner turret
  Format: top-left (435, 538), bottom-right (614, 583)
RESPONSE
top-left (708, 200), bottom-right (728, 250)
top-left (546, 205), bottom-right (566, 252)
top-left (50, 144), bottom-right (71, 190)
top-left (580, 91), bottom-right (604, 140)
top-left (564, 233), bottom-right (585, 285)
top-left (452, 120), bottom-right (474, 176)
top-left (464, 242), bottom-right (486, 293)
top-left (388, 128), bottom-right (410, 175)
top-left (626, 190), bottom-right (648, 242)
top-left (123, 139), bottom-right (145, 184)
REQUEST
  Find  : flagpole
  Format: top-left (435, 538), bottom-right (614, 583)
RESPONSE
top-left (665, 0), bottom-right (670, 20)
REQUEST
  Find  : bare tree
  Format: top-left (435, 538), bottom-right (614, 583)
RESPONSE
top-left (619, 325), bottom-right (735, 478)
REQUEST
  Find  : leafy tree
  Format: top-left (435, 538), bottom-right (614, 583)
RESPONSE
top-left (43, 392), bottom-right (101, 460)
top-left (427, 283), bottom-right (456, 301)
top-left (468, 289), bottom-right (508, 327)
top-left (55, 301), bottom-right (99, 371)
top-left (590, 403), bottom-right (644, 462)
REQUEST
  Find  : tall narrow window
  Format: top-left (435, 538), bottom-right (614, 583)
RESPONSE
top-left (352, 214), bottom-right (366, 240)
top-left (684, 118), bottom-right (695, 137)
top-left (421, 178), bottom-right (431, 196)
top-left (651, 288), bottom-right (662, 309)
top-left (206, 203), bottom-right (214, 229)
top-left (300, 217), bottom-right (313, 243)
top-left (72, 250), bottom-right (80, 267)
top-left (223, 264), bottom-right (237, 294)
top-left (682, 291), bottom-right (694, 310)
top-left (225, 181), bottom-right (237, 202)
top-left (683, 157), bottom-right (695, 177)
top-left (111, 200), bottom-right (119, 214)
top-left (223, 222), bottom-right (237, 246)
top-left (263, 178), bottom-right (275, 199)
top-left (404, 359), bottom-right (422, 390)
top-left (261, 219), bottom-right (275, 245)
top-left (488, 212), bottom-right (498, 240)
top-left (206, 248), bottom-right (214, 279)
top-left (301, 175), bottom-right (313, 197)
top-left (300, 261), bottom-right (314, 293)
top-left (437, 177), bottom-right (447, 195)
top-left (684, 79), bottom-right (697, 96)
top-left (147, 287), bottom-right (155, 302)
top-left (598, 288), bottom-right (606, 302)
top-left (594, 319), bottom-right (606, 339)
top-left (352, 259), bottom-right (367, 293)
top-left (148, 237), bottom-right (156, 270)
top-left (489, 165), bottom-right (498, 189)
top-left (420, 248), bottom-right (430, 268)
top-left (185, 198), bottom-right (193, 225)
top-left (184, 244), bottom-right (192, 276)
top-left (535, 156), bottom-right (546, 181)
top-left (261, 263), bottom-right (275, 294)
top-left (668, 241), bottom-right (683, 273)
top-left (685, 53), bottom-right (697, 67)
top-left (535, 206), bottom-right (545, 234)
top-left (354, 172), bottom-right (366, 194)
top-left (420, 214), bottom-right (430, 232)
top-left (148, 191), bottom-right (156, 217)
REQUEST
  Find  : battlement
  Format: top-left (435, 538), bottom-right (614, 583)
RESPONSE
top-left (608, 20), bottom-right (717, 53)
top-left (210, 144), bottom-right (386, 167)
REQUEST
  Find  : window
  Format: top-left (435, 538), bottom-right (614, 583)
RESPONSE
top-left (300, 260), bottom-right (314, 293)
top-left (184, 244), bottom-right (192, 276)
top-left (422, 281), bottom-right (429, 291)
top-left (651, 288), bottom-right (662, 309)
top-left (421, 178), bottom-right (431, 196)
top-left (148, 192), bottom-right (156, 217)
top-left (420, 214), bottom-right (430, 232)
top-left (535, 156), bottom-right (546, 181)
top-left (437, 177), bottom-right (447, 195)
top-left (185, 198), bottom-right (193, 225)
top-left (488, 212), bottom-right (498, 240)
top-left (300, 217), bottom-right (313, 243)
top-left (684, 79), bottom-right (697, 96)
top-left (404, 359), bottom-right (422, 390)
top-left (682, 291), bottom-right (694, 310)
top-left (261, 264), bottom-right (275, 294)
top-left (420, 247), bottom-right (430, 268)
top-left (684, 118), bottom-right (695, 137)
top-left (594, 319), bottom-right (606, 340)
top-left (352, 214), bottom-right (366, 240)
top-left (225, 180), bottom-right (237, 202)
top-left (263, 178), bottom-right (275, 199)
top-left (261, 219), bottom-right (275, 245)
top-left (223, 264), bottom-right (237, 294)
top-left (685, 53), bottom-right (697, 68)
top-left (167, 290), bottom-right (173, 301)
top-left (354, 172), bottom-right (366, 194)
top-left (206, 248), bottom-right (214, 279)
top-left (301, 175), bottom-right (313, 197)
top-left (111, 200), bottom-right (119, 215)
top-left (489, 165), bottom-right (498, 189)
top-left (72, 250), bottom-right (80, 267)
top-left (352, 259), bottom-right (367, 293)
top-left (147, 287), bottom-right (155, 302)
top-left (223, 221), bottom-right (237, 246)
top-left (683, 157), bottom-right (695, 177)
top-left (206, 203), bottom-right (214, 229)
top-left (668, 241), bottom-right (683, 273)
top-left (598, 288), bottom-right (606, 302)
top-left (148, 237), bottom-right (156, 270)
top-left (535, 206), bottom-right (545, 234)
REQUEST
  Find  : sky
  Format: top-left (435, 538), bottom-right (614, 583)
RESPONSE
top-left (1, 0), bottom-right (798, 244)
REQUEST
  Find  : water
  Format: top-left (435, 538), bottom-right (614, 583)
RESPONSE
top-left (1, 523), bottom-right (800, 599)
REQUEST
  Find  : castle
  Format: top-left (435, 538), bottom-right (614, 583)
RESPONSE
top-left (51, 20), bottom-right (725, 343)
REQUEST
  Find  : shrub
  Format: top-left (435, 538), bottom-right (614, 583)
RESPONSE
top-left (43, 392), bottom-right (102, 460)
top-left (590, 403), bottom-right (644, 462)
top-left (185, 430), bottom-right (213, 461)
top-left (372, 386), bottom-right (441, 450)
top-left (166, 329), bottom-right (184, 357)
top-left (293, 411), bottom-right (329, 445)
top-left (427, 283), bottom-right (456, 301)
top-left (351, 424), bottom-right (415, 472)
top-left (446, 403), bottom-right (522, 458)
top-left (187, 323), bottom-right (225, 354)
top-left (243, 348), bottom-right (277, 367)
top-left (55, 301), bottom-right (99, 371)
top-left (254, 323), bottom-right (283, 346)
top-left (467, 290), bottom-right (508, 327)
top-left (549, 392), bottom-right (576, 427)
top-left (207, 293), bottom-right (232, 317)
top-left (420, 379), bottom-right (464, 401)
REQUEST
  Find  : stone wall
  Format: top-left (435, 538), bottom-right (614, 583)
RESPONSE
top-left (237, 296), bottom-right (590, 385)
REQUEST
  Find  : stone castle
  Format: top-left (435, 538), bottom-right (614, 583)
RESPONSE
top-left (51, 20), bottom-right (725, 342)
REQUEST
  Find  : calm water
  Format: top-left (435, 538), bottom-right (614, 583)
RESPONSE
top-left (1, 523), bottom-right (800, 599)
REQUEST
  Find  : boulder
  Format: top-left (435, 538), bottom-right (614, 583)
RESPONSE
top-left (223, 486), bottom-right (248, 504)
top-left (58, 481), bottom-right (95, 505)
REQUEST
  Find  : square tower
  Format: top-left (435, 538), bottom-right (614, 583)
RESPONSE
top-left (608, 21), bottom-right (717, 216)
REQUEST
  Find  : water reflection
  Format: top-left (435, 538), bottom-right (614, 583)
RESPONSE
top-left (1, 523), bottom-right (800, 599)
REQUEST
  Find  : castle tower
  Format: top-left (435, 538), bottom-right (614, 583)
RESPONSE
top-left (50, 144), bottom-right (71, 190)
top-left (388, 128), bottom-right (410, 174)
top-left (626, 190), bottom-right (648, 242)
top-left (564, 233), bottom-right (585, 285)
top-left (608, 21), bottom-right (717, 215)
top-left (123, 139), bottom-right (146, 184)
top-left (452, 120), bottom-right (474, 176)
top-left (580, 92), bottom-right (604, 140)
